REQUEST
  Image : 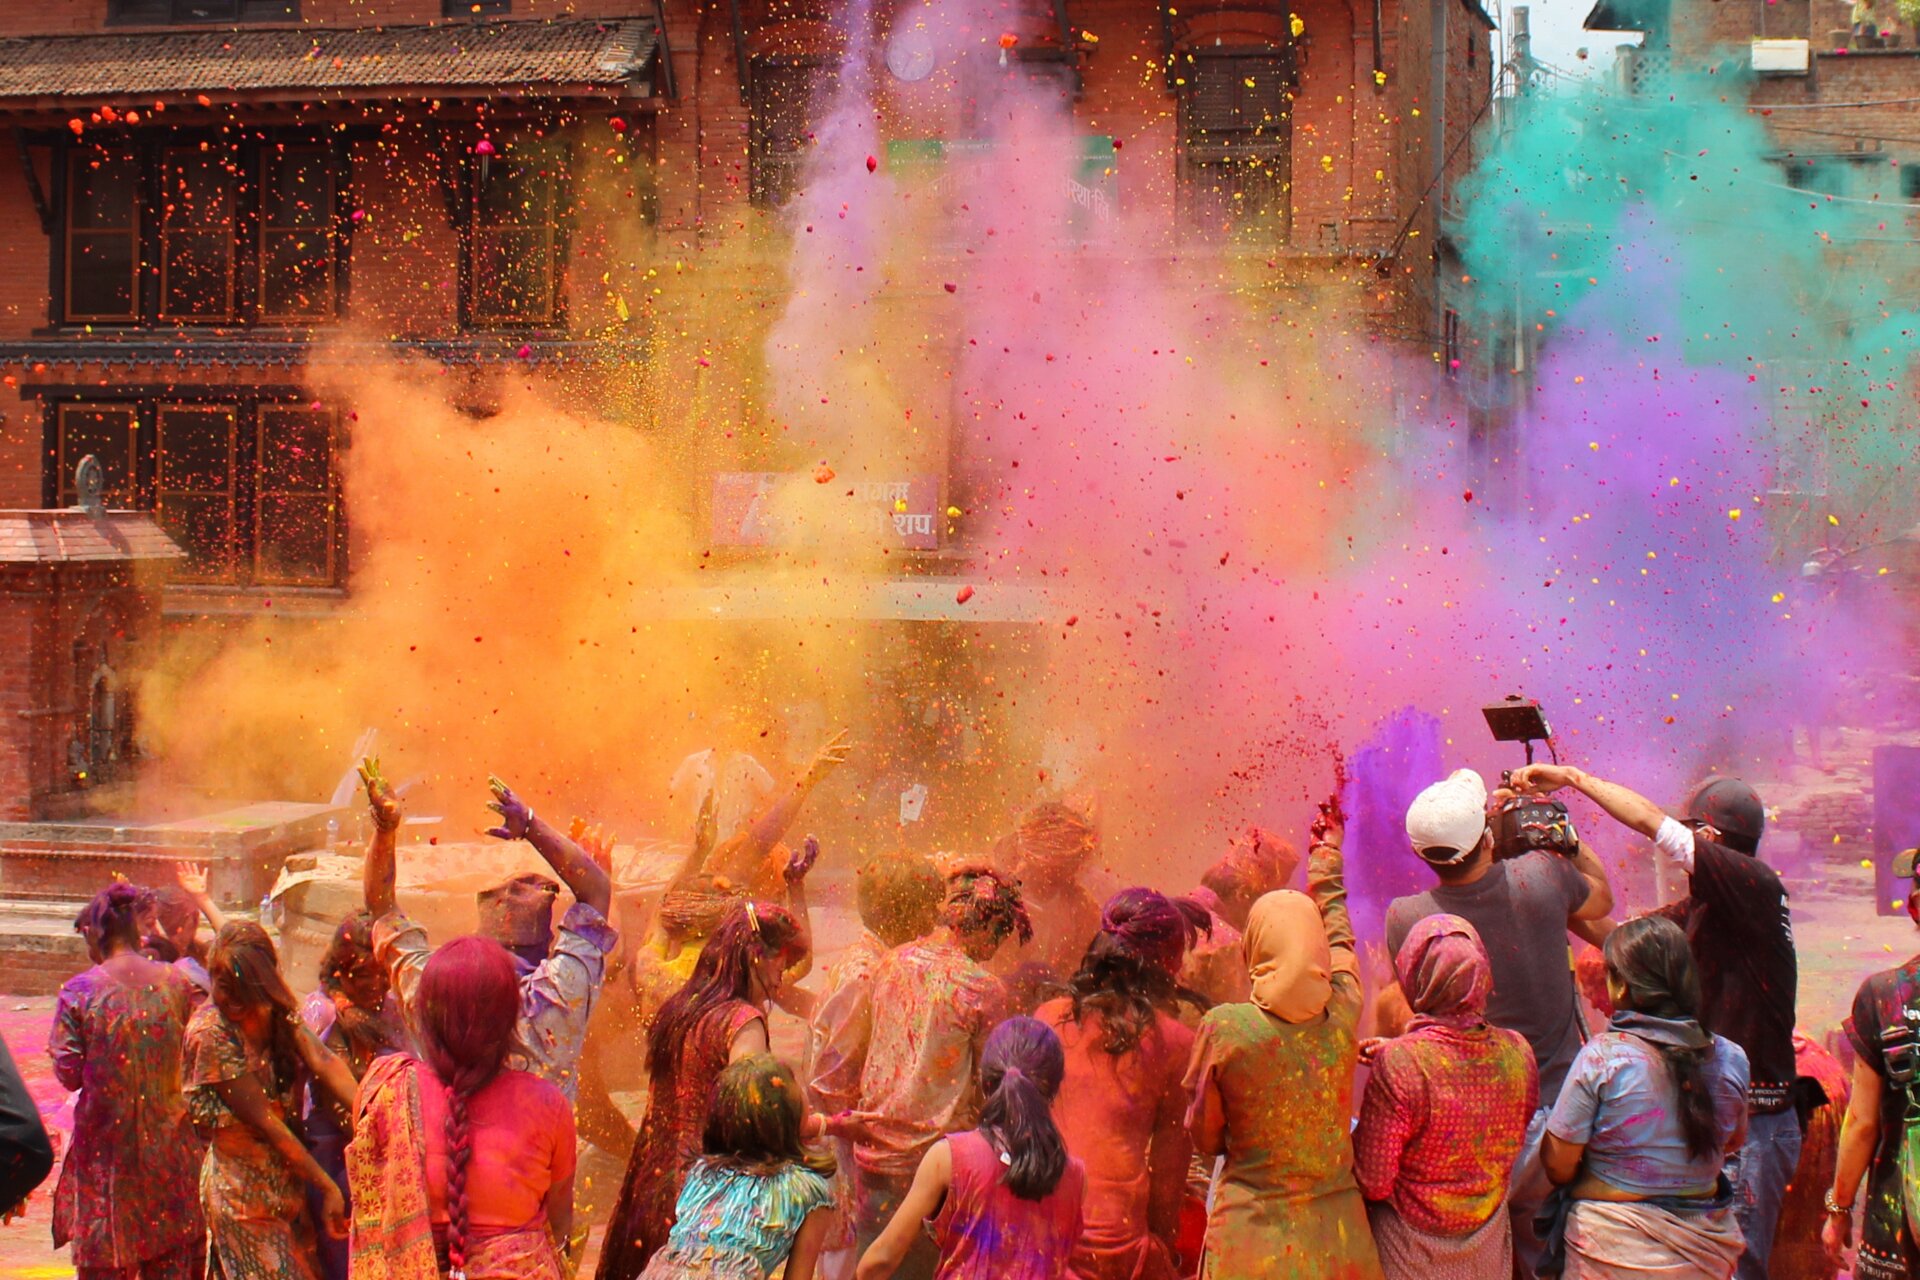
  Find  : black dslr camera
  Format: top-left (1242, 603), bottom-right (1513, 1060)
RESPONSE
top-left (1483, 697), bottom-right (1580, 859)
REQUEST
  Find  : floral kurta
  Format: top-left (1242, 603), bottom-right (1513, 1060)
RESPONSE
top-left (185, 1004), bottom-right (321, 1280)
top-left (50, 959), bottom-right (205, 1269)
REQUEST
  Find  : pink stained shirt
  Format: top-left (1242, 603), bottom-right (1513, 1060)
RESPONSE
top-left (417, 1066), bottom-right (577, 1233)
top-left (855, 939), bottom-right (1008, 1181)
top-left (933, 1129), bottom-right (1087, 1280)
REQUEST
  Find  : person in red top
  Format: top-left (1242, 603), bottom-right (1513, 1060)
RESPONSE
top-left (346, 934), bottom-right (577, 1280)
top-left (1354, 913), bottom-right (1538, 1280)
top-left (857, 1017), bottom-right (1087, 1280)
top-left (1036, 889), bottom-right (1203, 1280)
top-left (598, 901), bottom-right (809, 1280)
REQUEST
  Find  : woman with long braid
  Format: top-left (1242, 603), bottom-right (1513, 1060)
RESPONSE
top-left (347, 935), bottom-right (576, 1280)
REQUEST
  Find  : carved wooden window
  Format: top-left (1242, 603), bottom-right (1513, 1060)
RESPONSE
top-left (159, 148), bottom-right (238, 322)
top-left (259, 145), bottom-right (338, 322)
top-left (1177, 49), bottom-right (1294, 233)
top-left (64, 147), bottom-right (141, 324)
top-left (749, 58), bottom-right (830, 208)
top-left (254, 407), bottom-right (338, 586)
top-left (56, 405), bottom-right (140, 506)
top-left (156, 404), bottom-right (240, 583)
top-left (469, 136), bottom-right (564, 327)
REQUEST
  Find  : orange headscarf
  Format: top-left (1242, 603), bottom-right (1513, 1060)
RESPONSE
top-left (1242, 889), bottom-right (1333, 1023)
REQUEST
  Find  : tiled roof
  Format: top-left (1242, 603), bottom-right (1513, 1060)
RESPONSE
top-left (0, 19), bottom-right (657, 103)
top-left (0, 511), bottom-right (185, 564)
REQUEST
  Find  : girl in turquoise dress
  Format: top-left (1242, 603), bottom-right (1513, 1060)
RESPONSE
top-left (640, 1054), bottom-right (836, 1280)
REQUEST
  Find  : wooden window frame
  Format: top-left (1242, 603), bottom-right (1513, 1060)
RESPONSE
top-left (55, 404), bottom-right (141, 506)
top-left (156, 402), bottom-right (240, 585)
top-left (42, 396), bottom-right (344, 590)
top-left (443, 0), bottom-right (512, 13)
top-left (464, 133), bottom-right (568, 330)
top-left (1176, 47), bottom-right (1296, 236)
top-left (158, 147), bottom-right (239, 324)
top-left (257, 144), bottom-right (339, 324)
top-left (253, 406), bottom-right (340, 587)
top-left (748, 56), bottom-right (831, 210)
top-left (63, 147), bottom-right (142, 326)
top-left (55, 131), bottom-right (350, 329)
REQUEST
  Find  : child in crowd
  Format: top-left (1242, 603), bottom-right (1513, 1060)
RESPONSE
top-left (857, 1017), bottom-right (1087, 1280)
top-left (640, 1055), bottom-right (836, 1280)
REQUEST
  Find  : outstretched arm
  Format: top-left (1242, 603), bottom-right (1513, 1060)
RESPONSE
top-left (174, 862), bottom-right (228, 933)
top-left (487, 778), bottom-right (612, 917)
top-left (743, 731), bottom-right (851, 863)
top-left (1510, 765), bottom-right (1666, 839)
top-left (359, 758), bottom-right (403, 919)
top-left (857, 1140), bottom-right (953, 1280)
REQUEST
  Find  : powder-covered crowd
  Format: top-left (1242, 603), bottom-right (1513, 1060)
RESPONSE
top-left (2, 733), bottom-right (1916, 1280)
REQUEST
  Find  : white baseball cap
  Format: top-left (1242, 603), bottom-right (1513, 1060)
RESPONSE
top-left (1406, 769), bottom-right (1490, 863)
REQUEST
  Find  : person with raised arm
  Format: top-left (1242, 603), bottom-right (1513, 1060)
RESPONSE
top-left (1183, 796), bottom-right (1383, 1280)
top-left (1512, 763), bottom-right (1797, 1280)
top-left (361, 758), bottom-right (617, 1102)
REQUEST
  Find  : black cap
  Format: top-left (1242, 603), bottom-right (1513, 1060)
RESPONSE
top-left (1684, 777), bottom-right (1765, 846)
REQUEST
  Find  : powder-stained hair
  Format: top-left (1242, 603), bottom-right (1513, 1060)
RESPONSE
top-left (207, 922), bottom-right (303, 1096)
top-left (1065, 889), bottom-right (1210, 1055)
top-left (702, 1054), bottom-right (835, 1176)
top-left (647, 901), bottom-right (802, 1080)
top-left (855, 854), bottom-right (945, 948)
top-left (415, 936), bottom-right (522, 1280)
top-left (75, 882), bottom-right (148, 957)
top-left (977, 1016), bottom-right (1069, 1201)
top-left (1604, 916), bottom-right (1720, 1161)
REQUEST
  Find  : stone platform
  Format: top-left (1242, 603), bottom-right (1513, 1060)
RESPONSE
top-left (0, 800), bottom-right (349, 993)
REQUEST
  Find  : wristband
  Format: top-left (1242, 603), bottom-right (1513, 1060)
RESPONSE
top-left (1825, 1188), bottom-right (1850, 1216)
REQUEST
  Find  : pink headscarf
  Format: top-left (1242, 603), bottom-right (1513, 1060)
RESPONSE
top-left (1394, 913), bottom-right (1493, 1032)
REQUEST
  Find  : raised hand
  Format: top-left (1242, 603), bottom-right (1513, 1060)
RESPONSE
top-left (175, 860), bottom-right (211, 901)
top-left (569, 817), bottom-right (617, 875)
top-left (486, 776), bottom-right (534, 842)
top-left (803, 729), bottom-right (853, 787)
top-left (1310, 796), bottom-right (1345, 851)
top-left (786, 835), bottom-right (821, 884)
top-left (1508, 763), bottom-right (1577, 796)
top-left (358, 757), bottom-right (401, 832)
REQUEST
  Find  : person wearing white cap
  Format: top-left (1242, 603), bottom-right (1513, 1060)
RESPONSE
top-left (1382, 767), bottom-right (1615, 1277)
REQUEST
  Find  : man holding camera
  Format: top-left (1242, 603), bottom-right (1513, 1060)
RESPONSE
top-left (1511, 764), bottom-right (1798, 1280)
top-left (1384, 767), bottom-right (1616, 1273)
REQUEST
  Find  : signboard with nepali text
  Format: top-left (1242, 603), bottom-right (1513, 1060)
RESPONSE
top-left (710, 472), bottom-right (943, 551)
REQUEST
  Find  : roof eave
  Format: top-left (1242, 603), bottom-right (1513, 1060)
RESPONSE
top-left (0, 80), bottom-right (655, 116)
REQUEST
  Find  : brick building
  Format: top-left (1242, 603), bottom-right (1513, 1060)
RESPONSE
top-left (0, 0), bottom-right (1493, 611)
top-left (1589, 0), bottom-right (1920, 202)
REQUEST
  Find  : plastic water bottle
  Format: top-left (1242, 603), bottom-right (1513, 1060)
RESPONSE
top-left (325, 818), bottom-right (340, 851)
top-left (259, 892), bottom-right (276, 940)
